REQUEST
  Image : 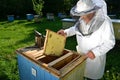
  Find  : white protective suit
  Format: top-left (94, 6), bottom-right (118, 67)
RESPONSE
top-left (64, 14), bottom-right (115, 79)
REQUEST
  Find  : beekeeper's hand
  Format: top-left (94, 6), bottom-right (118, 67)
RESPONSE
top-left (57, 29), bottom-right (67, 37)
top-left (86, 51), bottom-right (95, 60)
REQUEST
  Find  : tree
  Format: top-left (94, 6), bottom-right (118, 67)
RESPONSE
top-left (32, 0), bottom-right (44, 16)
top-left (63, 0), bottom-right (78, 14)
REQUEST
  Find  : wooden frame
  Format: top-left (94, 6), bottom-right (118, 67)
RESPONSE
top-left (43, 29), bottom-right (66, 56)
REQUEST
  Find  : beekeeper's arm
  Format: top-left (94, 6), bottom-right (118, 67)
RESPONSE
top-left (57, 25), bottom-right (76, 37)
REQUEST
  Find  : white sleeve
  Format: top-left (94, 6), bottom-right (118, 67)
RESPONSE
top-left (92, 19), bottom-right (115, 57)
top-left (64, 26), bottom-right (76, 37)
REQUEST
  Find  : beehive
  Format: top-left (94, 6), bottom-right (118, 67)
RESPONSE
top-left (61, 18), bottom-right (76, 29)
top-left (16, 30), bottom-right (86, 80)
top-left (112, 19), bottom-right (120, 40)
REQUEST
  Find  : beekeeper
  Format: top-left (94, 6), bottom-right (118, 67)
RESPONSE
top-left (57, 0), bottom-right (115, 80)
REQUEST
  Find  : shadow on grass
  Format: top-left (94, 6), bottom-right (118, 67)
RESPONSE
top-left (0, 74), bottom-right (9, 80)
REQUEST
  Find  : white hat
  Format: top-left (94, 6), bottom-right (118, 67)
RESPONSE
top-left (70, 0), bottom-right (101, 16)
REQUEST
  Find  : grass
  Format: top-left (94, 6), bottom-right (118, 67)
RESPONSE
top-left (103, 41), bottom-right (120, 80)
top-left (0, 18), bottom-right (120, 80)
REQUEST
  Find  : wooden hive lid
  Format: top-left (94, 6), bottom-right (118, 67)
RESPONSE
top-left (43, 29), bottom-right (66, 56)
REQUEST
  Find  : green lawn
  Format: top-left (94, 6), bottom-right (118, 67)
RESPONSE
top-left (0, 18), bottom-right (120, 80)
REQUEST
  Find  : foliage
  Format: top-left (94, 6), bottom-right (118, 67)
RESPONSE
top-left (63, 0), bottom-right (77, 14)
top-left (43, 0), bottom-right (64, 15)
top-left (106, 0), bottom-right (120, 15)
top-left (32, 0), bottom-right (44, 16)
top-left (0, 0), bottom-right (33, 19)
top-left (0, 0), bottom-right (120, 19)
top-left (43, 0), bottom-right (78, 15)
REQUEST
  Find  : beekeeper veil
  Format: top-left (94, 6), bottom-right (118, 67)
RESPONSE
top-left (71, 0), bottom-right (106, 36)
top-left (70, 0), bottom-right (101, 16)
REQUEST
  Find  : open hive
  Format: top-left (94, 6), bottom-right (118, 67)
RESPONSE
top-left (16, 30), bottom-right (86, 80)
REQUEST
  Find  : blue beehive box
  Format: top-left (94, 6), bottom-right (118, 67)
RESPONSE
top-left (16, 47), bottom-right (85, 80)
top-left (7, 15), bottom-right (14, 22)
top-left (61, 18), bottom-right (76, 29)
top-left (16, 31), bottom-right (85, 80)
top-left (26, 14), bottom-right (34, 21)
top-left (112, 19), bottom-right (120, 40)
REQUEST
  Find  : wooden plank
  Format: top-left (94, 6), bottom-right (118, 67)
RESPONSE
top-left (17, 47), bottom-right (40, 54)
top-left (48, 52), bottom-right (73, 66)
top-left (43, 29), bottom-right (66, 56)
top-left (60, 61), bottom-right (85, 80)
top-left (33, 50), bottom-right (44, 59)
top-left (60, 55), bottom-right (87, 77)
top-left (35, 55), bottom-right (46, 60)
